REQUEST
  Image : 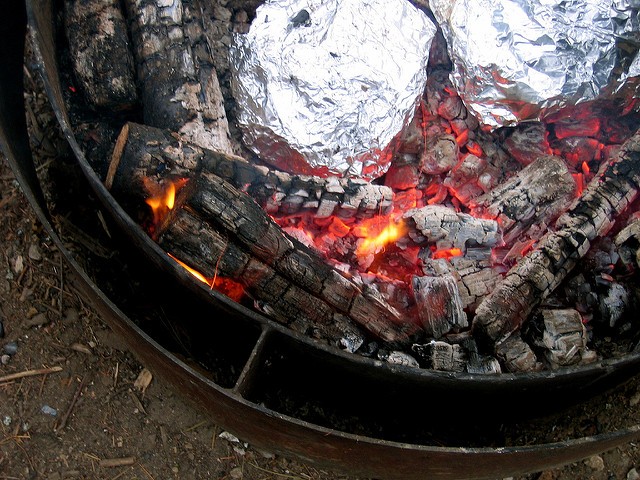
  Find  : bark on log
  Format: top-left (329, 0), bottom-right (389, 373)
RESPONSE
top-left (107, 122), bottom-right (394, 219)
top-left (123, 0), bottom-right (234, 153)
top-left (472, 131), bottom-right (640, 347)
top-left (64, 0), bottom-right (138, 109)
top-left (470, 155), bottom-right (576, 244)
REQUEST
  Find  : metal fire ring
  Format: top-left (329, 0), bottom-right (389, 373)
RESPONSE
top-left (1, 1), bottom-right (640, 479)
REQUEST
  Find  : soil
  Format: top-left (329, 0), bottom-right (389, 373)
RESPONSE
top-left (2, 22), bottom-right (640, 480)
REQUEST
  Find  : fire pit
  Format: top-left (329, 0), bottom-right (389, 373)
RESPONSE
top-left (3, 0), bottom-right (640, 478)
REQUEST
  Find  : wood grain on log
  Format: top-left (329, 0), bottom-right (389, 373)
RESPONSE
top-left (473, 131), bottom-right (640, 347)
top-left (123, 0), bottom-right (234, 153)
top-left (107, 122), bottom-right (393, 219)
top-left (470, 155), bottom-right (576, 244)
top-left (404, 205), bottom-right (501, 251)
top-left (64, 0), bottom-right (138, 109)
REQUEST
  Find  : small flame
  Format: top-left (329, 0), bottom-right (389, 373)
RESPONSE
top-left (355, 217), bottom-right (407, 257)
top-left (581, 161), bottom-right (590, 175)
top-left (168, 253), bottom-right (245, 301)
top-left (169, 253), bottom-right (209, 284)
top-left (143, 178), bottom-right (188, 233)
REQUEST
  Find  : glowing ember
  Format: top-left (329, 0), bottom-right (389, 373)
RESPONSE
top-left (168, 253), bottom-right (244, 301)
top-left (431, 247), bottom-right (463, 260)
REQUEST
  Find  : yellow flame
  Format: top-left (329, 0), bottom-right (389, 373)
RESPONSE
top-left (356, 219), bottom-right (407, 257)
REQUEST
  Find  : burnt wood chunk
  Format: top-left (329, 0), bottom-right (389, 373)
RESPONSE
top-left (495, 334), bottom-right (542, 373)
top-left (473, 131), bottom-right (640, 347)
top-left (540, 309), bottom-right (590, 368)
top-left (421, 257), bottom-right (501, 311)
top-left (470, 155), bottom-right (576, 244)
top-left (123, 0), bottom-right (234, 153)
top-left (404, 205), bottom-right (501, 251)
top-left (64, 0), bottom-right (137, 108)
top-left (107, 122), bottom-right (393, 218)
top-left (412, 274), bottom-right (468, 338)
top-left (615, 217), bottom-right (640, 269)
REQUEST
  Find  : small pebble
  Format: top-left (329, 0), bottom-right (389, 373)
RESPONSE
top-left (28, 244), bottom-right (42, 262)
top-left (1, 354), bottom-right (11, 365)
top-left (584, 454), bottom-right (605, 471)
top-left (628, 467), bottom-right (640, 480)
top-left (3, 341), bottom-right (18, 356)
top-left (41, 405), bottom-right (57, 416)
top-left (2, 415), bottom-right (11, 426)
top-left (229, 466), bottom-right (243, 479)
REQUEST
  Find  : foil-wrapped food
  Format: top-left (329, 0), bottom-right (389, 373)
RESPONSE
top-left (430, 0), bottom-right (640, 128)
top-left (229, 0), bottom-right (436, 178)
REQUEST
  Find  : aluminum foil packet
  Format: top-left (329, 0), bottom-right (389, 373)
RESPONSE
top-left (229, 0), bottom-right (436, 178)
top-left (430, 0), bottom-right (640, 129)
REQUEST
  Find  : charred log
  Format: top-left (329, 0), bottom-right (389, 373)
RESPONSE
top-left (107, 122), bottom-right (393, 219)
top-left (473, 131), bottom-right (640, 347)
top-left (123, 0), bottom-right (234, 153)
top-left (64, 0), bottom-right (138, 109)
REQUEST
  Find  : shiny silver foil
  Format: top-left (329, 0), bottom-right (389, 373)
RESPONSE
top-left (430, 0), bottom-right (640, 128)
top-left (229, 0), bottom-right (436, 178)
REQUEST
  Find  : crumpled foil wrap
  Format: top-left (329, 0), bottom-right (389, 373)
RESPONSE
top-left (229, 0), bottom-right (436, 178)
top-left (430, 0), bottom-right (640, 128)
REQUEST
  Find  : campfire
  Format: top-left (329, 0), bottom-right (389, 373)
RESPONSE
top-left (60, 0), bottom-right (640, 376)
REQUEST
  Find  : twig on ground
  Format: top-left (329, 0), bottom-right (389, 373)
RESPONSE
top-left (100, 456), bottom-right (136, 468)
top-left (0, 366), bottom-right (62, 384)
top-left (55, 375), bottom-right (88, 432)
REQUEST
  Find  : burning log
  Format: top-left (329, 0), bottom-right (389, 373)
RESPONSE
top-left (123, 0), bottom-right (234, 153)
top-left (473, 131), bottom-right (640, 347)
top-left (107, 122), bottom-right (393, 219)
top-left (64, 0), bottom-right (138, 109)
top-left (470, 155), bottom-right (576, 244)
top-left (107, 133), bottom-right (419, 347)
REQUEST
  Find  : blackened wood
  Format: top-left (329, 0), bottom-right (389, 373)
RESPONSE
top-left (412, 274), bottom-right (468, 338)
top-left (495, 334), bottom-right (541, 373)
top-left (540, 309), bottom-right (590, 368)
top-left (123, 0), bottom-right (234, 153)
top-left (64, 0), bottom-right (137, 109)
top-left (470, 155), bottom-right (576, 244)
top-left (473, 131), bottom-right (640, 347)
top-left (107, 122), bottom-right (394, 218)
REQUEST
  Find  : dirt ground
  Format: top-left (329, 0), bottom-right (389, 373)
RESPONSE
top-left (2, 39), bottom-right (640, 480)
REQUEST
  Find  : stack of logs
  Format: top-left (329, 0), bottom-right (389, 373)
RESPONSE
top-left (64, 0), bottom-right (640, 373)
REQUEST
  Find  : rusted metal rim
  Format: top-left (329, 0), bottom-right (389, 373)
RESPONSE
top-left (0, 1), bottom-right (638, 479)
